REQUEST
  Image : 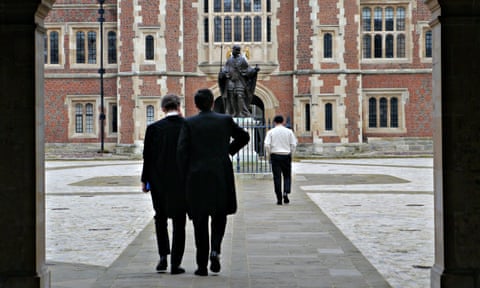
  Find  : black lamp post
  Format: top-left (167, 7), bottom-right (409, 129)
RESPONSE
top-left (98, 0), bottom-right (105, 153)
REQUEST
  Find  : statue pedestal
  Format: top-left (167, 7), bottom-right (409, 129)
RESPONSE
top-left (232, 117), bottom-right (269, 173)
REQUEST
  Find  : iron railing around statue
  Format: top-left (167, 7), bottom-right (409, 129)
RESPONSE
top-left (232, 117), bottom-right (291, 173)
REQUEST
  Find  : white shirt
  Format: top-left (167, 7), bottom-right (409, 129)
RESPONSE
top-left (264, 124), bottom-right (297, 156)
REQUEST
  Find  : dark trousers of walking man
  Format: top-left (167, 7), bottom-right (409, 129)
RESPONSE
top-left (270, 153), bottom-right (292, 204)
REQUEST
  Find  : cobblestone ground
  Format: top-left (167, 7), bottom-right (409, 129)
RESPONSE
top-left (296, 158), bottom-right (434, 288)
top-left (46, 158), bottom-right (433, 288)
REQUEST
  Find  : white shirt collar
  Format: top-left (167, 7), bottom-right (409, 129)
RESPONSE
top-left (166, 111), bottom-right (179, 117)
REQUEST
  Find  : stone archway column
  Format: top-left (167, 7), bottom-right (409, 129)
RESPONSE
top-left (426, 1), bottom-right (480, 287)
top-left (0, 1), bottom-right (53, 287)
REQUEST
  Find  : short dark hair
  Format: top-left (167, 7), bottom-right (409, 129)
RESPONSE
top-left (273, 115), bottom-right (284, 124)
top-left (194, 89), bottom-right (214, 112)
top-left (161, 94), bottom-right (181, 111)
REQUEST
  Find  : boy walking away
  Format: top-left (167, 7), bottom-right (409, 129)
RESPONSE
top-left (264, 115), bottom-right (297, 205)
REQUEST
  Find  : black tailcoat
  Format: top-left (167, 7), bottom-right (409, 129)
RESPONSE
top-left (141, 115), bottom-right (186, 217)
top-left (177, 111), bottom-right (250, 218)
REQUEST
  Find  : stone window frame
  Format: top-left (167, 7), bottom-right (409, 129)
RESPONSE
top-left (319, 27), bottom-right (338, 62)
top-left (44, 26), bottom-right (64, 68)
top-left (362, 88), bottom-right (408, 134)
top-left (69, 24), bottom-right (100, 69)
top-left (296, 97), bottom-right (312, 136)
top-left (137, 97), bottom-right (161, 140)
top-left (106, 98), bottom-right (118, 137)
top-left (67, 95), bottom-right (99, 139)
top-left (317, 95), bottom-right (340, 136)
top-left (418, 22), bottom-right (433, 63)
top-left (104, 25), bottom-right (118, 66)
top-left (360, 1), bottom-right (412, 63)
top-left (138, 28), bottom-right (161, 65)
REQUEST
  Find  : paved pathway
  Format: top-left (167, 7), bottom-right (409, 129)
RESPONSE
top-left (46, 158), bottom-right (433, 288)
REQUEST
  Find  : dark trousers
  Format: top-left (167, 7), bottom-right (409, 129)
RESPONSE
top-left (192, 213), bottom-right (227, 269)
top-left (153, 210), bottom-right (186, 267)
top-left (270, 153), bottom-right (292, 201)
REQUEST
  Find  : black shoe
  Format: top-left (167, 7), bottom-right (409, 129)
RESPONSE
top-left (171, 266), bottom-right (185, 275)
top-left (194, 268), bottom-right (208, 276)
top-left (276, 200), bottom-right (282, 205)
top-left (209, 252), bottom-right (221, 273)
top-left (156, 256), bottom-right (167, 272)
top-left (283, 195), bottom-right (290, 204)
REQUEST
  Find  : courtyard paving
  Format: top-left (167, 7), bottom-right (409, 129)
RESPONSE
top-left (46, 157), bottom-right (434, 288)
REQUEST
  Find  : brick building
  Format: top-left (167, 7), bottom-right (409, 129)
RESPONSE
top-left (44, 0), bottom-right (433, 155)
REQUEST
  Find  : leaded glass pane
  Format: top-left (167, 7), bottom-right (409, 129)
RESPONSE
top-left (244, 0), bottom-right (251, 11)
top-left (108, 31), bottom-right (117, 64)
top-left (254, 16), bottom-right (261, 41)
top-left (324, 33), bottom-right (333, 58)
top-left (234, 0), bottom-right (241, 12)
top-left (214, 0), bottom-right (221, 12)
top-left (234, 16), bottom-right (242, 41)
top-left (85, 103), bottom-right (94, 133)
top-left (50, 31), bottom-right (59, 64)
top-left (396, 8), bottom-right (405, 31)
top-left (146, 105), bottom-right (155, 125)
top-left (374, 34), bottom-right (382, 58)
top-left (363, 35), bottom-right (371, 58)
top-left (385, 7), bottom-right (394, 31)
top-left (244, 17), bottom-right (252, 41)
top-left (362, 8), bottom-right (371, 31)
top-left (374, 7), bottom-right (382, 31)
top-left (76, 31), bottom-right (85, 63)
top-left (224, 17), bottom-right (232, 42)
top-left (368, 98), bottom-right (376, 128)
top-left (379, 98), bottom-right (388, 127)
top-left (325, 103), bottom-right (333, 131)
top-left (224, 0), bottom-right (231, 12)
top-left (75, 104), bottom-right (83, 133)
top-left (425, 31), bottom-right (432, 57)
top-left (253, 0), bottom-right (261, 11)
top-left (386, 34), bottom-right (394, 58)
top-left (390, 98), bottom-right (398, 128)
top-left (145, 35), bottom-right (154, 60)
top-left (87, 31), bottom-right (96, 64)
top-left (397, 34), bottom-right (405, 57)
top-left (214, 17), bottom-right (222, 42)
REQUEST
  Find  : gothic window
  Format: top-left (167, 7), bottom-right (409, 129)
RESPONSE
top-left (145, 35), bottom-right (154, 60)
top-left (361, 5), bottom-right (408, 59)
top-left (109, 102), bottom-right (118, 134)
top-left (305, 103), bottom-right (311, 132)
top-left (368, 95), bottom-right (400, 129)
top-left (74, 102), bottom-right (95, 134)
top-left (368, 98), bottom-right (377, 128)
top-left (107, 31), bottom-right (117, 64)
top-left (146, 105), bottom-right (155, 126)
top-left (45, 30), bottom-right (60, 64)
top-left (324, 33), bottom-right (333, 58)
top-left (425, 30), bottom-right (432, 58)
top-left (325, 103), bottom-right (333, 131)
top-left (75, 29), bottom-right (97, 64)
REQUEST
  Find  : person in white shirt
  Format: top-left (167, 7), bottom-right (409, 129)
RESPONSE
top-left (264, 115), bottom-right (297, 205)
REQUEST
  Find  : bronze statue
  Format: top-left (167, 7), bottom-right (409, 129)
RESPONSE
top-left (218, 45), bottom-right (259, 117)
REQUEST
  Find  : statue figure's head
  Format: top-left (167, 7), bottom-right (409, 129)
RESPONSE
top-left (232, 45), bottom-right (241, 57)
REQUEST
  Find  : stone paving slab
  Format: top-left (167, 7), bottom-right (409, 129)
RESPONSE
top-left (46, 158), bottom-right (434, 288)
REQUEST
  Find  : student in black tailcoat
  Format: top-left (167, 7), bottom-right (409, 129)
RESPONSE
top-left (177, 88), bottom-right (249, 276)
top-left (141, 94), bottom-right (187, 275)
